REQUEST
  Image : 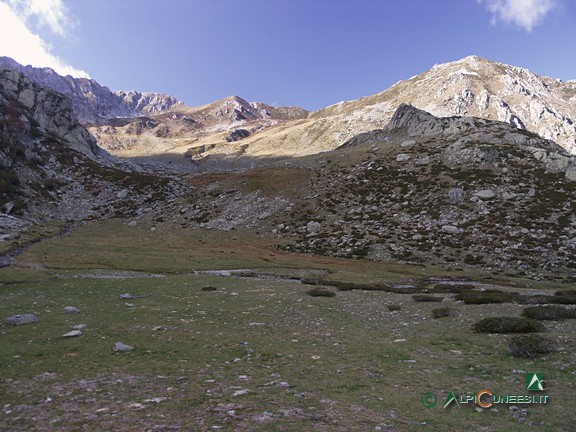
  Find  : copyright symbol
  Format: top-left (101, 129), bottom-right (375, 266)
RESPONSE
top-left (421, 391), bottom-right (437, 408)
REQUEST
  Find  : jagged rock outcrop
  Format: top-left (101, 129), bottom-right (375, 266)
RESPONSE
top-left (0, 57), bottom-right (182, 124)
top-left (0, 67), bottom-right (99, 158)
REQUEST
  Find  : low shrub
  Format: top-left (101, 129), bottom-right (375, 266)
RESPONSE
top-left (412, 294), bottom-right (444, 303)
top-left (430, 283), bottom-right (475, 293)
top-left (473, 316), bottom-right (545, 333)
top-left (201, 286), bottom-right (218, 292)
top-left (387, 304), bottom-right (402, 312)
top-left (506, 334), bottom-right (555, 358)
top-left (431, 307), bottom-right (457, 318)
top-left (552, 290), bottom-right (576, 305)
top-left (307, 287), bottom-right (336, 297)
top-left (456, 290), bottom-right (519, 304)
top-left (522, 305), bottom-right (576, 320)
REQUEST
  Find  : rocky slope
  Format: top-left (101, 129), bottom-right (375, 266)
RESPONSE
top-left (0, 57), bottom-right (183, 124)
top-left (0, 67), bottom-right (184, 242)
top-left (147, 105), bottom-right (576, 277)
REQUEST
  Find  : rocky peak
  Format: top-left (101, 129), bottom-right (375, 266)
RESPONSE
top-left (311, 56), bottom-right (576, 156)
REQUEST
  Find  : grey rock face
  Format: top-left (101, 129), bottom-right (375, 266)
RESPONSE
top-left (5, 314), bottom-right (38, 326)
top-left (0, 67), bottom-right (99, 159)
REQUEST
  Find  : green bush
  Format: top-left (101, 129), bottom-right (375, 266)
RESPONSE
top-left (430, 283), bottom-right (475, 293)
top-left (552, 290), bottom-right (576, 305)
top-left (431, 307), bottom-right (457, 318)
top-left (522, 305), bottom-right (576, 320)
top-left (307, 287), bottom-right (336, 297)
top-left (473, 316), bottom-right (545, 333)
top-left (412, 294), bottom-right (444, 303)
top-left (456, 290), bottom-right (519, 304)
top-left (506, 334), bottom-right (555, 358)
top-left (201, 286), bottom-right (218, 292)
top-left (387, 304), bottom-right (402, 312)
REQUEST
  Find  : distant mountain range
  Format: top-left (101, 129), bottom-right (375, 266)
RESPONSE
top-left (2, 55), bottom-right (575, 166)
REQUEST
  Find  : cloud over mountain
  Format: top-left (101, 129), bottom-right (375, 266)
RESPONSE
top-left (478, 0), bottom-right (557, 31)
top-left (0, 0), bottom-right (89, 78)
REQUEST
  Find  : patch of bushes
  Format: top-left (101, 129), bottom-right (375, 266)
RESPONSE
top-left (412, 294), bottom-right (444, 303)
top-left (307, 287), bottom-right (336, 297)
top-left (456, 289), bottom-right (519, 304)
top-left (522, 305), bottom-right (576, 320)
top-left (431, 307), bottom-right (457, 318)
top-left (473, 316), bottom-right (545, 333)
top-left (327, 281), bottom-right (399, 292)
top-left (201, 286), bottom-right (218, 292)
top-left (387, 304), bottom-right (402, 312)
top-left (506, 334), bottom-right (555, 358)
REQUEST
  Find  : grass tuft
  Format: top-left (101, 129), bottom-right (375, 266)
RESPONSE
top-left (307, 287), bottom-right (336, 297)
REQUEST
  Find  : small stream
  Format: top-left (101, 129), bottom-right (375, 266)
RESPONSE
top-left (0, 223), bottom-right (76, 268)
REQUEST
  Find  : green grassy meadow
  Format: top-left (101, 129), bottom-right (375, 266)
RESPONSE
top-left (1, 219), bottom-right (575, 431)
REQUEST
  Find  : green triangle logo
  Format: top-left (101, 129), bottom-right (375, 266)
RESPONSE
top-left (526, 373), bottom-right (545, 391)
top-left (443, 391), bottom-right (458, 409)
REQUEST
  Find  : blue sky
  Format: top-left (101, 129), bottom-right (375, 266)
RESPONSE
top-left (0, 0), bottom-right (575, 111)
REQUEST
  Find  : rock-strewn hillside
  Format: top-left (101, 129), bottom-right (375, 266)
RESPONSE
top-left (0, 57), bottom-right (182, 124)
top-left (154, 105), bottom-right (576, 277)
top-left (0, 67), bottom-right (184, 235)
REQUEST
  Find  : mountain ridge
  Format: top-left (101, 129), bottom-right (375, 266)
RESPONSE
top-left (0, 57), bottom-right (183, 124)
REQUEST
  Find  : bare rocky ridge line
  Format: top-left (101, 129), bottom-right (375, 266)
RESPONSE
top-left (0, 56), bottom-right (183, 124)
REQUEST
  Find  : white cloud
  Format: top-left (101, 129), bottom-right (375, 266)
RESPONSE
top-left (478, 0), bottom-right (557, 31)
top-left (0, 0), bottom-right (89, 78)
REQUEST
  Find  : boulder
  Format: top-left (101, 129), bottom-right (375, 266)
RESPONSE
top-left (474, 190), bottom-right (495, 200)
top-left (448, 188), bottom-right (464, 204)
top-left (62, 330), bottom-right (82, 338)
top-left (396, 153), bottom-right (411, 162)
top-left (441, 225), bottom-right (461, 234)
top-left (62, 306), bottom-right (80, 314)
top-left (5, 314), bottom-right (38, 326)
top-left (306, 221), bottom-right (321, 234)
top-left (113, 342), bottom-right (134, 353)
